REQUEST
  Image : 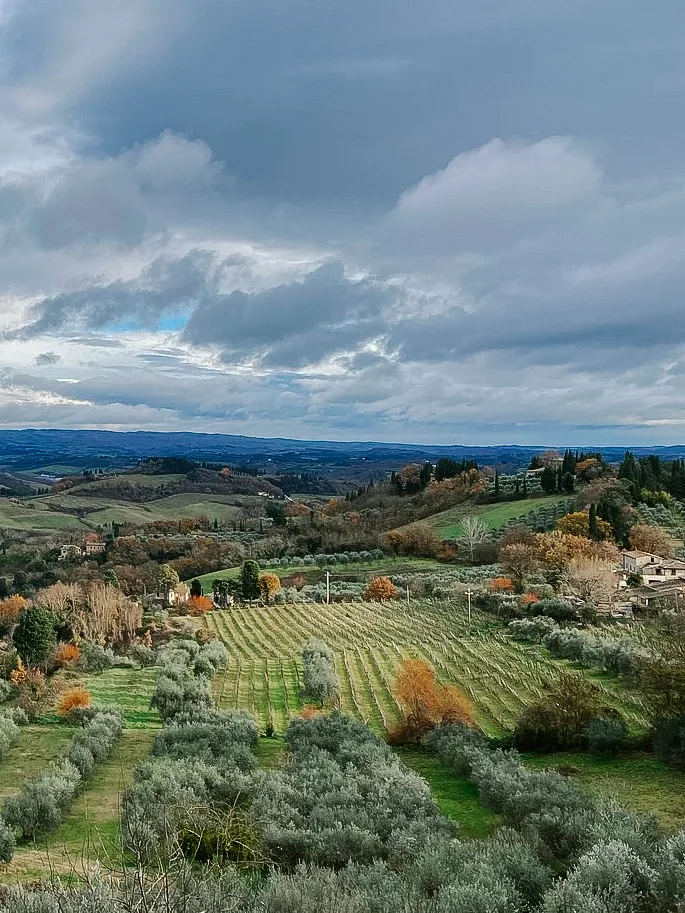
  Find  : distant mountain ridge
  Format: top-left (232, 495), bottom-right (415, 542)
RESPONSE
top-left (0, 428), bottom-right (684, 471)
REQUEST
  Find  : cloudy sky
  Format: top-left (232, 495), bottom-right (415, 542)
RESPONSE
top-left (0, 0), bottom-right (684, 445)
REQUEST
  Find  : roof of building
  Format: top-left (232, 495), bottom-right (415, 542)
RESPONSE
top-left (621, 550), bottom-right (657, 559)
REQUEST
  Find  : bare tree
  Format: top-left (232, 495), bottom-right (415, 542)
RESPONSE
top-left (458, 516), bottom-right (489, 562)
top-left (565, 557), bottom-right (617, 605)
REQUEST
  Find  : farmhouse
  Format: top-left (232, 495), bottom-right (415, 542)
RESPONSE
top-left (58, 534), bottom-right (106, 561)
top-left (620, 550), bottom-right (685, 585)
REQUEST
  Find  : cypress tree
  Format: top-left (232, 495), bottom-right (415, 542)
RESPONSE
top-left (494, 470), bottom-right (500, 498)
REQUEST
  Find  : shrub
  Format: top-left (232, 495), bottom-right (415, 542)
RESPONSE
top-left (3, 758), bottom-right (81, 840)
top-left (301, 638), bottom-right (340, 707)
top-left (0, 817), bottom-right (14, 863)
top-left (54, 643), bottom-right (81, 668)
top-left (0, 714), bottom-right (20, 762)
top-left (0, 680), bottom-right (12, 704)
top-left (585, 717), bottom-right (628, 755)
top-left (56, 687), bottom-right (92, 720)
top-left (364, 577), bottom-right (398, 601)
top-left (77, 642), bottom-right (115, 673)
top-left (187, 596), bottom-right (214, 615)
top-left (514, 673), bottom-right (609, 752)
top-left (391, 658), bottom-right (475, 742)
top-left (653, 715), bottom-right (685, 770)
top-left (490, 577), bottom-right (514, 592)
top-left (128, 643), bottom-right (157, 667)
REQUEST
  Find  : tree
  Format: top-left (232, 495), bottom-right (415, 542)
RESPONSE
top-left (240, 560), bottom-right (261, 604)
top-left (189, 579), bottom-right (203, 598)
top-left (157, 563), bottom-right (180, 606)
top-left (435, 457), bottom-right (459, 481)
top-left (364, 577), bottom-right (398, 601)
top-left (629, 523), bottom-right (674, 558)
top-left (212, 578), bottom-right (232, 608)
top-left (458, 516), bottom-right (489, 562)
top-left (13, 605), bottom-right (56, 667)
top-left (499, 543), bottom-right (538, 591)
top-left (259, 572), bottom-right (281, 604)
top-left (557, 510), bottom-right (611, 541)
top-left (392, 658), bottom-right (475, 742)
top-left (562, 472), bottom-right (575, 493)
top-left (566, 557), bottom-right (616, 605)
top-left (540, 466), bottom-right (557, 493)
top-left (302, 638), bottom-right (340, 707)
top-left (514, 672), bottom-right (606, 751)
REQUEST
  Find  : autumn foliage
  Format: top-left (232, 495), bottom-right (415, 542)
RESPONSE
top-left (187, 595), bottom-right (214, 615)
top-left (520, 592), bottom-right (540, 606)
top-left (364, 576), bottom-right (398, 602)
top-left (489, 577), bottom-right (514, 592)
top-left (0, 595), bottom-right (27, 634)
top-left (56, 687), bottom-right (92, 717)
top-left (259, 572), bottom-right (282, 604)
top-left (391, 658), bottom-right (475, 743)
top-left (54, 643), bottom-right (81, 667)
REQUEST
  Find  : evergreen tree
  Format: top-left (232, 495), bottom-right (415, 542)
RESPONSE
top-left (556, 467), bottom-right (563, 492)
top-left (562, 472), bottom-right (575, 493)
top-left (13, 605), bottom-right (55, 667)
top-left (494, 470), bottom-right (500, 498)
top-left (541, 466), bottom-right (556, 493)
top-left (190, 579), bottom-right (202, 598)
top-left (522, 475), bottom-right (528, 497)
top-left (419, 462), bottom-right (433, 488)
top-left (588, 503), bottom-right (601, 541)
top-left (240, 560), bottom-right (261, 604)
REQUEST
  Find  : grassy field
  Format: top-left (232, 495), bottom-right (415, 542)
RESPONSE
top-left (524, 752), bottom-right (685, 832)
top-left (396, 747), bottom-right (500, 838)
top-left (192, 557), bottom-right (442, 589)
top-left (0, 501), bottom-right (89, 532)
top-left (201, 601), bottom-right (649, 738)
top-left (422, 495), bottom-right (571, 539)
top-left (0, 664), bottom-right (159, 880)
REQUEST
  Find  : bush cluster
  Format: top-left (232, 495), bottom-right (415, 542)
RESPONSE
top-left (76, 641), bottom-right (115, 673)
top-left (150, 638), bottom-right (228, 721)
top-left (125, 635), bottom-right (258, 864)
top-left (425, 723), bottom-right (658, 869)
top-left (301, 638), bottom-right (340, 707)
top-left (252, 712), bottom-right (456, 868)
top-left (1, 709), bottom-right (123, 847)
top-left (510, 619), bottom-right (651, 681)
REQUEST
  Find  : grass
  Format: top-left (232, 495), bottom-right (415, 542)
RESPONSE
top-left (524, 751), bottom-right (685, 832)
top-left (51, 666), bottom-right (160, 727)
top-left (421, 495), bottom-right (571, 539)
top-left (202, 601), bottom-right (649, 738)
top-left (192, 557), bottom-right (443, 589)
top-left (395, 747), bottom-right (500, 838)
top-left (0, 726), bottom-right (76, 802)
top-left (0, 501), bottom-right (88, 532)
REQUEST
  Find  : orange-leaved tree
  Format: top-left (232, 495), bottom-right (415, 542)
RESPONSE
top-left (259, 572), bottom-right (282, 604)
top-left (391, 658), bottom-right (475, 743)
top-left (364, 576), bottom-right (398, 601)
top-left (187, 595), bottom-right (214, 615)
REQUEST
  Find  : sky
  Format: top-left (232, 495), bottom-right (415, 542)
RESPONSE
top-left (0, 0), bottom-right (684, 446)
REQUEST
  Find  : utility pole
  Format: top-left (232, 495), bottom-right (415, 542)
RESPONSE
top-left (406, 584), bottom-right (410, 605)
top-left (466, 587), bottom-right (472, 626)
top-left (326, 570), bottom-right (330, 605)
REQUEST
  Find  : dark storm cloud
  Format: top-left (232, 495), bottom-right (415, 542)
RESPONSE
top-left (21, 0), bottom-right (681, 208)
top-left (184, 262), bottom-right (394, 366)
top-left (15, 250), bottom-right (214, 338)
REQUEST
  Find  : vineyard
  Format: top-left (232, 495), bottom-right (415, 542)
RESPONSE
top-left (202, 600), bottom-right (650, 736)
